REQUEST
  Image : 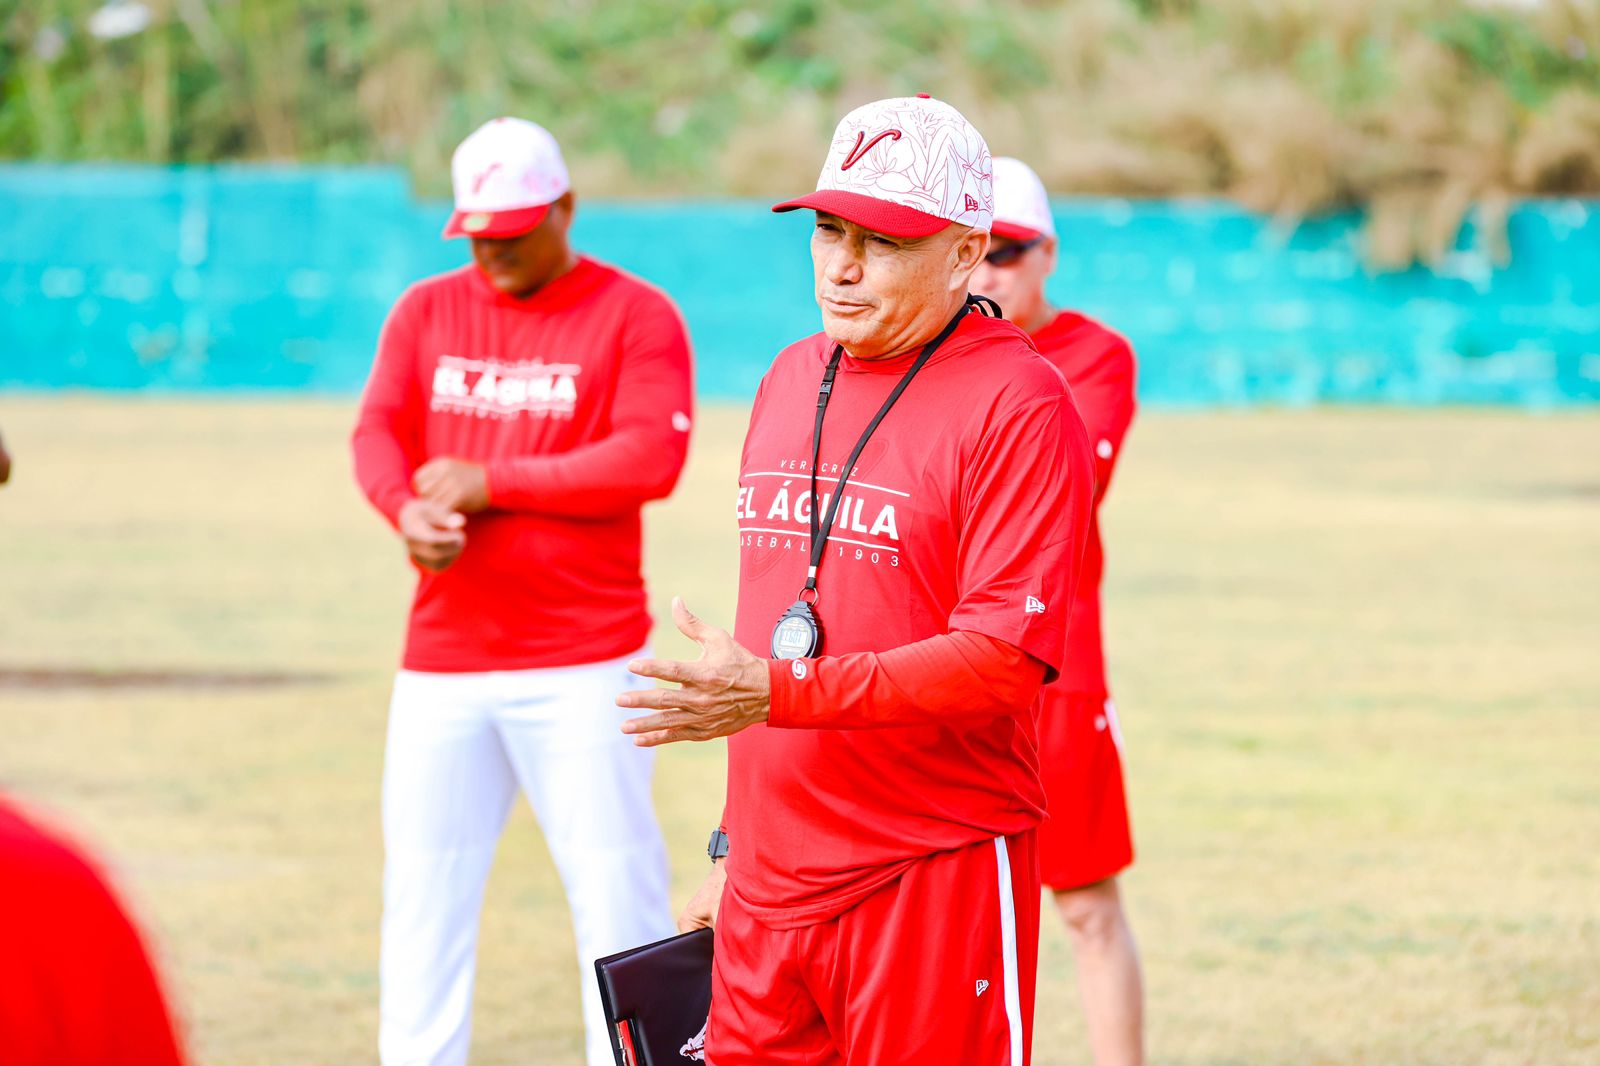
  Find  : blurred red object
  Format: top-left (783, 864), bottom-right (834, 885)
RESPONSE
top-left (0, 796), bottom-right (187, 1065)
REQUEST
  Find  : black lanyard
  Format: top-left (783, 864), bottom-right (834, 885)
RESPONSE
top-left (801, 299), bottom-right (973, 597)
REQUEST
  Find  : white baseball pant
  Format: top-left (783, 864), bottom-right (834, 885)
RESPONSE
top-left (378, 650), bottom-right (673, 1066)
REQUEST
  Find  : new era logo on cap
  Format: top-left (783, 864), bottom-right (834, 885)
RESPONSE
top-left (773, 94), bottom-right (994, 238)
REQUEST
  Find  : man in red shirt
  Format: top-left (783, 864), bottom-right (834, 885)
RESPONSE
top-left (0, 796), bottom-right (188, 1066)
top-left (352, 117), bottom-right (694, 1066)
top-left (972, 156), bottom-right (1144, 1066)
top-left (616, 95), bottom-right (1094, 1065)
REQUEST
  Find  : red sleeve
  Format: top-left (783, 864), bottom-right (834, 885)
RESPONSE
top-left (946, 385), bottom-right (1093, 681)
top-left (1068, 334), bottom-right (1137, 500)
top-left (766, 630), bottom-right (1046, 730)
top-left (351, 290), bottom-right (426, 527)
top-left (484, 292), bottom-right (694, 518)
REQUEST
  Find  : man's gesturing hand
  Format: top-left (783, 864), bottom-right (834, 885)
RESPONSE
top-left (398, 497), bottom-right (466, 572)
top-left (618, 598), bottom-right (770, 747)
top-left (412, 457), bottom-right (490, 514)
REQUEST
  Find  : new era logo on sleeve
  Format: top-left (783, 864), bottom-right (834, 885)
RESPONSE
top-left (1025, 596), bottom-right (1047, 615)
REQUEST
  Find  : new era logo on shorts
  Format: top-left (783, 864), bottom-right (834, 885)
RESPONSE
top-left (976, 978), bottom-right (990, 996)
top-left (1025, 596), bottom-right (1047, 615)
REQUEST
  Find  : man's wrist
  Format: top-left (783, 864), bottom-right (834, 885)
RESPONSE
top-left (387, 490), bottom-right (421, 529)
top-left (749, 657), bottom-right (773, 725)
top-left (482, 457), bottom-right (518, 509)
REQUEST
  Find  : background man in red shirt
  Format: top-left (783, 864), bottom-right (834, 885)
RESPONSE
top-left (0, 796), bottom-right (188, 1066)
top-left (972, 156), bottom-right (1145, 1066)
top-left (352, 117), bottom-right (695, 1066)
top-left (616, 95), bottom-right (1094, 1066)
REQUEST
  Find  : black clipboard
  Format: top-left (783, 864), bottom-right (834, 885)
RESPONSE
top-left (594, 927), bottom-right (714, 1065)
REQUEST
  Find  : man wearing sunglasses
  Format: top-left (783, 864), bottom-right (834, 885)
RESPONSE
top-left (972, 156), bottom-right (1144, 1066)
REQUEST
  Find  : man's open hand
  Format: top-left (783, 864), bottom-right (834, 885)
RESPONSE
top-left (412, 457), bottom-right (490, 514)
top-left (398, 497), bottom-right (466, 572)
top-left (618, 598), bottom-right (770, 746)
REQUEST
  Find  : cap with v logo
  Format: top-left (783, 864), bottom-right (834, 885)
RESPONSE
top-left (773, 94), bottom-right (994, 238)
top-left (442, 117), bottom-right (570, 240)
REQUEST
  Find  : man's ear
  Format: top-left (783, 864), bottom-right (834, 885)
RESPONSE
top-left (550, 190), bottom-right (577, 231)
top-left (950, 227), bottom-right (990, 292)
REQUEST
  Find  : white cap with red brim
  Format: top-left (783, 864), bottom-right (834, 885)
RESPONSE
top-left (443, 117), bottom-right (571, 240)
top-left (990, 156), bottom-right (1057, 242)
top-left (773, 94), bottom-right (994, 238)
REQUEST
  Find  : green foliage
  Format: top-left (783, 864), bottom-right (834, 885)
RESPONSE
top-left (2, 0), bottom-right (1597, 219)
top-left (1429, 5), bottom-right (1600, 109)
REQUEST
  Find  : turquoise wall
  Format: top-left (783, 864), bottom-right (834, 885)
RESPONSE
top-left (2, 164), bottom-right (1596, 405)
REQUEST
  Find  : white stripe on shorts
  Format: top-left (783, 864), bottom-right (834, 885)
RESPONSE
top-left (1105, 697), bottom-right (1126, 752)
top-left (993, 835), bottom-right (1024, 1066)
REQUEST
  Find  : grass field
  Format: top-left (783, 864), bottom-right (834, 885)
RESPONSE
top-left (1, 397), bottom-right (1597, 1065)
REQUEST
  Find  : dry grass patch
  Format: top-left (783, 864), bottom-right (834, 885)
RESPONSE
top-left (0, 398), bottom-right (1596, 1064)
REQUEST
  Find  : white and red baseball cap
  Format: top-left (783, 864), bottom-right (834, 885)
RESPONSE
top-left (990, 156), bottom-right (1057, 242)
top-left (773, 94), bottom-right (993, 238)
top-left (442, 117), bottom-right (570, 240)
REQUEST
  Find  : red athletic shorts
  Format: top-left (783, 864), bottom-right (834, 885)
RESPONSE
top-left (1037, 690), bottom-right (1134, 890)
top-left (707, 831), bottom-right (1040, 1066)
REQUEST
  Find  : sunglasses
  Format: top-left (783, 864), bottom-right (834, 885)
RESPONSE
top-left (984, 237), bottom-right (1043, 267)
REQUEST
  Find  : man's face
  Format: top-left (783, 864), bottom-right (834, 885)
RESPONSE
top-left (810, 212), bottom-right (988, 360)
top-left (970, 235), bottom-right (1055, 329)
top-left (470, 192), bottom-right (575, 298)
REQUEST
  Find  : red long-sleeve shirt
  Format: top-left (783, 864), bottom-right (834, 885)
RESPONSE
top-left (724, 313), bottom-right (1093, 926)
top-left (1031, 310), bottom-right (1137, 695)
top-left (352, 259), bottom-right (694, 672)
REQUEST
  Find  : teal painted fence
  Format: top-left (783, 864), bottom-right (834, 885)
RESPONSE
top-left (2, 164), bottom-right (1597, 405)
